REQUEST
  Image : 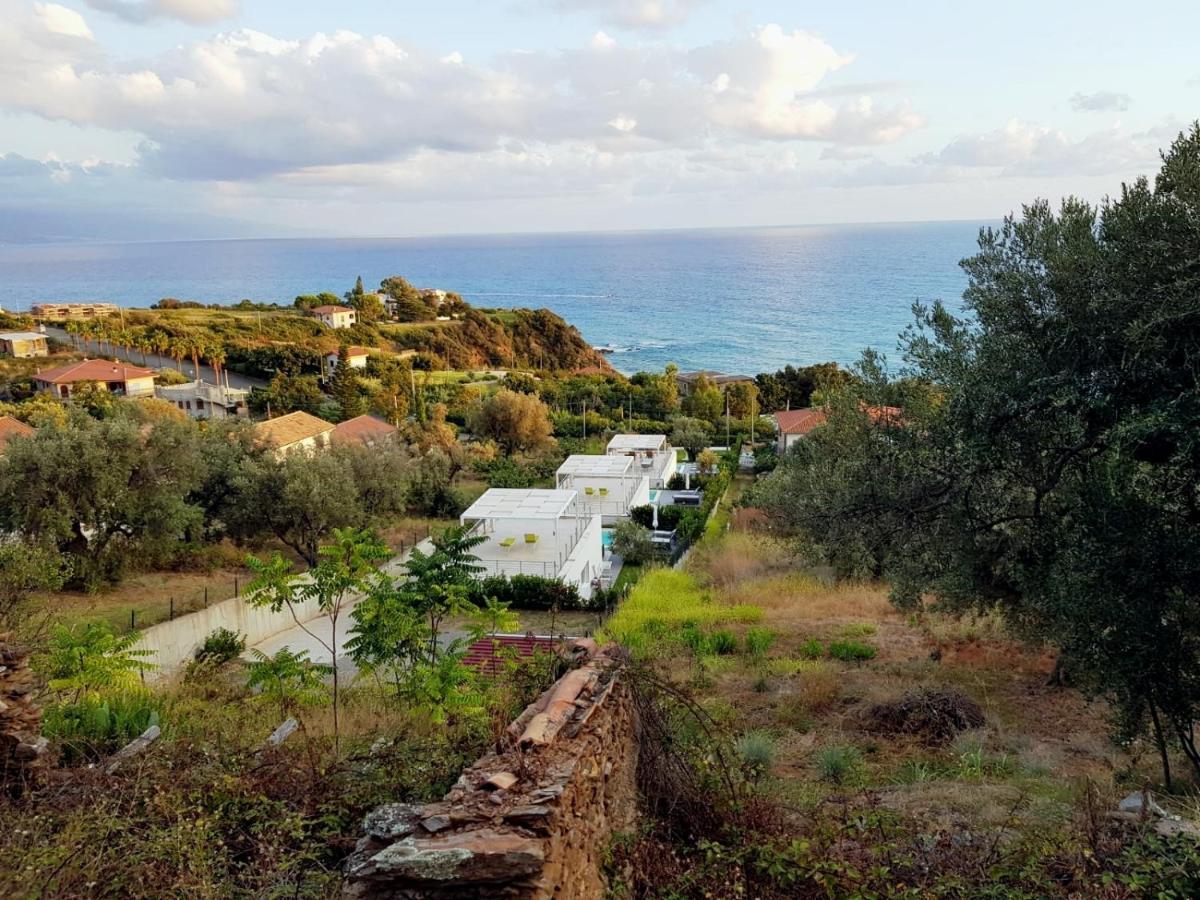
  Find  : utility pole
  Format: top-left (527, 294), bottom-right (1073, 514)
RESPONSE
top-left (582, 400), bottom-right (587, 441)
top-left (725, 392), bottom-right (731, 446)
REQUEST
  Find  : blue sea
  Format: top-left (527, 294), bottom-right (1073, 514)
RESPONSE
top-left (0, 221), bottom-right (984, 375)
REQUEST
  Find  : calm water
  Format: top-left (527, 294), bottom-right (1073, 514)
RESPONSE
top-left (0, 222), bottom-right (984, 374)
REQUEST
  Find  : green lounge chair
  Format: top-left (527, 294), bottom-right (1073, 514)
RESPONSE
top-left (598, 487), bottom-right (609, 497)
top-left (584, 487), bottom-right (595, 496)
top-left (499, 537), bottom-right (516, 548)
top-left (524, 533), bottom-right (538, 544)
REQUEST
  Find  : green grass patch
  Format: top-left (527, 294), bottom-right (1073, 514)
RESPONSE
top-left (599, 568), bottom-right (761, 656)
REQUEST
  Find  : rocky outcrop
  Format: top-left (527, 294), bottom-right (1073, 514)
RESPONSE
top-left (0, 636), bottom-right (51, 786)
top-left (344, 644), bottom-right (637, 899)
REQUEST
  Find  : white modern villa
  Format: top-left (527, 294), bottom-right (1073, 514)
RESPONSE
top-left (555, 454), bottom-right (651, 522)
top-left (605, 434), bottom-right (678, 488)
top-left (460, 489), bottom-right (604, 598)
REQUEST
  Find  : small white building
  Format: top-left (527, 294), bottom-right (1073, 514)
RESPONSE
top-left (311, 305), bottom-right (357, 329)
top-left (460, 489), bottom-right (603, 599)
top-left (605, 434), bottom-right (678, 488)
top-left (156, 380), bottom-right (249, 419)
top-left (555, 454), bottom-right (650, 522)
top-left (0, 331), bottom-right (49, 358)
top-left (325, 346), bottom-right (369, 373)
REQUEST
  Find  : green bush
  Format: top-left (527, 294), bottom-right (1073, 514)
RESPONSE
top-left (735, 730), bottom-right (776, 776)
top-left (828, 639), bottom-right (876, 662)
top-left (708, 630), bottom-right (738, 655)
top-left (43, 691), bottom-right (162, 763)
top-left (744, 627), bottom-right (776, 662)
top-left (474, 574), bottom-right (591, 611)
top-left (195, 627), bottom-right (246, 665)
top-left (798, 638), bottom-right (824, 660)
top-left (816, 745), bottom-right (863, 784)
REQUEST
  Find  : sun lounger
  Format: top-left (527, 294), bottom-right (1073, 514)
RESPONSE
top-left (524, 533), bottom-right (538, 544)
top-left (500, 537), bottom-right (516, 548)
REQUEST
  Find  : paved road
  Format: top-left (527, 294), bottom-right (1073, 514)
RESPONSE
top-left (44, 325), bottom-right (266, 391)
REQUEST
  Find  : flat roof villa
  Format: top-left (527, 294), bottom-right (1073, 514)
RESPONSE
top-left (156, 380), bottom-right (249, 419)
top-left (555, 454), bottom-right (651, 521)
top-left (460, 489), bottom-right (603, 598)
top-left (605, 434), bottom-right (678, 488)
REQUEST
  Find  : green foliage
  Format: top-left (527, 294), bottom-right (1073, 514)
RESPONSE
top-left (746, 124), bottom-right (1200, 788)
top-left (245, 647), bottom-right (332, 717)
top-left (473, 574), bottom-right (592, 611)
top-left (330, 344), bottom-right (366, 419)
top-left (44, 622), bottom-right (156, 698)
top-left (0, 538), bottom-right (68, 631)
top-left (827, 638), bottom-right (876, 662)
top-left (468, 388), bottom-right (554, 453)
top-left (610, 519), bottom-right (657, 565)
top-left (669, 415), bottom-right (712, 458)
top-left (43, 690), bottom-right (161, 763)
top-left (815, 745), bottom-right (863, 784)
top-left (798, 637), bottom-right (824, 660)
top-left (707, 629), bottom-right (738, 655)
top-left (735, 730), bottom-right (775, 778)
top-left (195, 627), bottom-right (246, 665)
top-left (743, 627), bottom-right (775, 662)
top-left (754, 362), bottom-right (850, 412)
top-left (599, 568), bottom-right (761, 656)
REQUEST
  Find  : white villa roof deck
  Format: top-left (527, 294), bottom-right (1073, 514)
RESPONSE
top-left (607, 434), bottom-right (668, 452)
top-left (461, 488), bottom-right (581, 521)
top-left (556, 454), bottom-right (634, 478)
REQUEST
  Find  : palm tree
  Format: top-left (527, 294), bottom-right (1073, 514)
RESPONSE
top-left (205, 343), bottom-right (226, 387)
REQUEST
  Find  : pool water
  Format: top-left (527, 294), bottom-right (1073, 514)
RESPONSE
top-left (602, 529), bottom-right (614, 549)
top-left (648, 489), bottom-right (660, 503)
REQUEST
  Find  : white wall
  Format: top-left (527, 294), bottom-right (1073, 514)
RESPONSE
top-left (559, 514), bottom-right (603, 599)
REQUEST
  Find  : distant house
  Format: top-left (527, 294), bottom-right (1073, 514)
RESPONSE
top-left (311, 305), bottom-right (357, 329)
top-left (31, 302), bottom-right (118, 321)
top-left (331, 414), bottom-right (397, 448)
top-left (0, 416), bottom-right (34, 453)
top-left (32, 359), bottom-right (156, 399)
top-left (254, 411), bottom-right (335, 457)
top-left (606, 434), bottom-right (678, 488)
top-left (772, 406), bottom-right (903, 454)
top-left (0, 331), bottom-right (49, 358)
top-left (555, 454), bottom-right (651, 521)
top-left (676, 370), bottom-right (754, 397)
top-left (156, 380), bottom-right (249, 420)
top-left (324, 346), bottom-right (369, 372)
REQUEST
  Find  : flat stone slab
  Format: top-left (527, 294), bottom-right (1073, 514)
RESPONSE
top-left (367, 832), bottom-right (545, 884)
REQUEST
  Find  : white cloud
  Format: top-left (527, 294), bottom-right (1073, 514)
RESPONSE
top-left (0, 11), bottom-right (923, 182)
top-left (550, 0), bottom-right (704, 32)
top-left (34, 2), bottom-right (93, 39)
top-left (82, 0), bottom-right (238, 25)
top-left (1069, 90), bottom-right (1131, 112)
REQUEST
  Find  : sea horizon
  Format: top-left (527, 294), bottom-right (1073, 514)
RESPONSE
top-left (0, 219), bottom-right (987, 375)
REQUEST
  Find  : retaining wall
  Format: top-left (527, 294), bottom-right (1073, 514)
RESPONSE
top-left (343, 643), bottom-right (638, 899)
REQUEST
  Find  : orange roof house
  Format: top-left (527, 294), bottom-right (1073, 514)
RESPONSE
top-left (772, 405), bottom-right (904, 453)
top-left (0, 415), bottom-right (34, 452)
top-left (33, 359), bottom-right (156, 400)
top-left (331, 414), bottom-right (398, 447)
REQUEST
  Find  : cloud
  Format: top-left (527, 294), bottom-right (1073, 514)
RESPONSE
top-left (1069, 90), bottom-right (1131, 112)
top-left (82, 0), bottom-right (238, 25)
top-left (0, 9), bottom-right (924, 182)
top-left (549, 0), bottom-right (704, 32)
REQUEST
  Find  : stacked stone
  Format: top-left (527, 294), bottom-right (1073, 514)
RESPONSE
top-left (1, 635), bottom-right (51, 782)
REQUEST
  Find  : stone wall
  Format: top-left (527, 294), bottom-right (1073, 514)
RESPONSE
top-left (344, 643), bottom-right (638, 899)
top-left (1, 636), bottom-right (51, 784)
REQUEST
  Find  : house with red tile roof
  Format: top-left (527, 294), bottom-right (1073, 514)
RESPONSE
top-left (324, 346), bottom-right (370, 373)
top-left (772, 405), bottom-right (904, 453)
top-left (331, 414), bottom-right (397, 447)
top-left (0, 415), bottom-right (34, 453)
top-left (32, 359), bottom-right (156, 400)
top-left (253, 410), bottom-right (336, 458)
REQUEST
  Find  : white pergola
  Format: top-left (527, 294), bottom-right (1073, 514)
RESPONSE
top-left (606, 434), bottom-right (669, 453)
top-left (460, 489), bottom-right (590, 575)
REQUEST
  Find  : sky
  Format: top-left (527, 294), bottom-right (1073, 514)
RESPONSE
top-left (0, 0), bottom-right (1197, 241)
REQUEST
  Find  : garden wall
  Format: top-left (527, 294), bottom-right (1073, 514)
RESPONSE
top-left (343, 643), bottom-right (638, 899)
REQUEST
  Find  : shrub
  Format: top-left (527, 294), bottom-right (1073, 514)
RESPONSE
top-left (798, 638), bottom-right (824, 660)
top-left (863, 687), bottom-right (986, 745)
top-left (195, 627), bottom-right (246, 665)
top-left (736, 731), bottom-right (776, 777)
top-left (611, 520), bottom-right (657, 565)
top-left (707, 630), bottom-right (738, 655)
top-left (816, 745), bottom-right (863, 785)
top-left (828, 639), bottom-right (876, 662)
top-left (839, 622), bottom-right (877, 638)
top-left (475, 574), bottom-right (591, 611)
top-left (43, 691), bottom-right (162, 763)
top-left (744, 627), bottom-right (775, 662)
top-left (797, 662), bottom-right (843, 714)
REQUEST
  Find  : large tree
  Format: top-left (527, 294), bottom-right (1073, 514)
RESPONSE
top-left (749, 124), bottom-right (1200, 787)
top-left (468, 388), bottom-right (554, 453)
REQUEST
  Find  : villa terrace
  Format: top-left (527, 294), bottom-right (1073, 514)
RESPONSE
top-left (605, 433), bottom-right (678, 488)
top-left (554, 454), bottom-right (650, 521)
top-left (460, 489), bottom-right (603, 598)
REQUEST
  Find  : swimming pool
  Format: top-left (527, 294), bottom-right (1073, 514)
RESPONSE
top-left (602, 528), bottom-right (614, 549)
top-left (648, 489), bottom-right (660, 503)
